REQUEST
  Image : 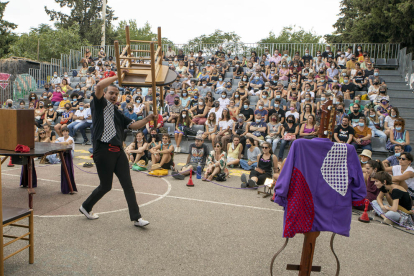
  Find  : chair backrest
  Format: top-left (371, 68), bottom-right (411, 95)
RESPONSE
top-left (387, 58), bottom-right (398, 66)
top-left (376, 58), bottom-right (386, 66)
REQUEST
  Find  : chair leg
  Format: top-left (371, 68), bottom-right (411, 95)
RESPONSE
top-left (29, 210), bottom-right (34, 264)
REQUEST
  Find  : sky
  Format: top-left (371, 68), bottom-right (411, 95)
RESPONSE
top-left (4, 0), bottom-right (342, 44)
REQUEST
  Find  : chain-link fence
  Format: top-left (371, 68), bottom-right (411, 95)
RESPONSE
top-left (398, 47), bottom-right (414, 89)
top-left (13, 74), bottom-right (37, 101)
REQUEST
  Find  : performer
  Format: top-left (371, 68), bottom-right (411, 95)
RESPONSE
top-left (79, 75), bottom-right (155, 227)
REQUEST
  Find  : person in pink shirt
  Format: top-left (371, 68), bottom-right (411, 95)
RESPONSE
top-left (269, 49), bottom-right (282, 65)
top-left (165, 87), bottom-right (178, 106)
top-left (51, 85), bottom-right (65, 106)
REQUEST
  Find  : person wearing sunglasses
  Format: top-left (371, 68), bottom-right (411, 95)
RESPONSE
top-left (241, 142), bottom-right (278, 188)
top-left (35, 129), bottom-right (50, 143)
top-left (203, 142), bottom-right (228, 181)
top-left (385, 153), bottom-right (414, 200)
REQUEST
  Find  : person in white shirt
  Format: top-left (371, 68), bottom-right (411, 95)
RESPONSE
top-left (46, 126), bottom-right (75, 164)
top-left (208, 101), bottom-right (223, 124)
top-left (77, 104), bottom-right (93, 145)
top-left (50, 71), bottom-right (62, 89)
top-left (67, 102), bottom-right (87, 140)
top-left (385, 152), bottom-right (414, 198)
top-left (218, 91), bottom-right (230, 109)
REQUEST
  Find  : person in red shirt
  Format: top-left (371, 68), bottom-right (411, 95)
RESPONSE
top-left (143, 113), bottom-right (164, 140)
top-left (103, 65), bottom-right (116, 79)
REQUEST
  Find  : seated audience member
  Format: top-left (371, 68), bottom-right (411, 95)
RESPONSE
top-left (19, 100), bottom-right (25, 109)
top-left (180, 89), bottom-right (191, 109)
top-left (67, 102), bottom-right (87, 139)
top-left (266, 113), bottom-right (282, 153)
top-left (254, 101), bottom-right (269, 122)
top-left (215, 108), bottom-right (234, 151)
top-left (81, 73), bottom-right (95, 92)
top-left (341, 75), bottom-right (356, 99)
top-left (278, 115), bottom-right (299, 160)
top-left (165, 88), bottom-right (178, 106)
top-left (208, 101), bottom-right (223, 124)
top-left (191, 98), bottom-right (208, 125)
top-left (218, 91), bottom-right (230, 109)
top-left (124, 103), bottom-right (138, 120)
top-left (60, 79), bottom-right (73, 94)
top-left (70, 93), bottom-right (80, 110)
top-left (42, 124), bottom-right (56, 142)
top-left (239, 100), bottom-right (254, 122)
top-left (46, 127), bottom-right (74, 164)
top-left (35, 128), bottom-right (50, 143)
top-left (285, 102), bottom-right (300, 124)
top-left (125, 132), bottom-right (148, 164)
top-left (359, 149), bottom-right (372, 171)
top-left (240, 142), bottom-right (278, 188)
top-left (150, 134), bottom-right (175, 170)
top-left (334, 116), bottom-right (354, 144)
top-left (34, 102), bottom-right (46, 127)
top-left (268, 99), bottom-right (286, 124)
top-left (348, 103), bottom-right (364, 127)
top-left (50, 71), bottom-right (61, 88)
top-left (227, 135), bottom-right (243, 168)
top-left (232, 113), bottom-right (247, 148)
top-left (383, 144), bottom-right (404, 167)
top-left (4, 99), bottom-right (15, 109)
top-left (203, 112), bottom-right (218, 143)
top-left (215, 75), bottom-right (226, 94)
top-left (365, 108), bottom-right (386, 144)
top-left (43, 103), bottom-right (57, 126)
top-left (172, 135), bottom-right (209, 180)
top-left (386, 118), bottom-right (411, 153)
top-left (385, 153), bottom-right (414, 199)
top-left (174, 110), bottom-right (192, 153)
top-left (352, 117), bottom-right (372, 151)
top-left (249, 73), bottom-right (265, 95)
top-left (55, 103), bottom-right (73, 137)
top-left (203, 142), bottom-right (228, 181)
top-left (384, 107), bottom-right (400, 137)
top-left (371, 171), bottom-right (413, 226)
top-left (199, 79), bottom-right (212, 97)
top-left (360, 160), bottom-right (385, 209)
top-left (300, 104), bottom-right (314, 125)
top-left (28, 92), bottom-right (39, 109)
top-left (240, 137), bottom-right (261, 171)
top-left (143, 112), bottom-right (163, 141)
top-left (376, 98), bottom-right (392, 118)
top-left (168, 96), bottom-right (184, 123)
top-left (246, 113), bottom-right (267, 146)
top-left (56, 94), bottom-right (71, 114)
top-left (51, 86), bottom-right (65, 106)
top-left (300, 114), bottom-right (318, 139)
top-left (227, 99), bottom-right (239, 121)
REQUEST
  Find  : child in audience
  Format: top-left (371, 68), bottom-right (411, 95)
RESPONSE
top-left (125, 131), bottom-right (148, 164)
top-left (203, 112), bottom-right (217, 143)
top-left (174, 110), bottom-right (192, 153)
top-left (150, 134), bottom-right (175, 170)
top-left (46, 127), bottom-right (74, 164)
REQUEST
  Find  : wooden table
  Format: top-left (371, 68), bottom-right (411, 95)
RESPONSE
top-left (0, 142), bottom-right (74, 209)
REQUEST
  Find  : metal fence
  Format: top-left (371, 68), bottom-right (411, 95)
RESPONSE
top-left (0, 73), bottom-right (13, 105)
top-left (81, 42), bottom-right (401, 61)
top-left (398, 47), bottom-right (414, 89)
top-left (13, 74), bottom-right (37, 101)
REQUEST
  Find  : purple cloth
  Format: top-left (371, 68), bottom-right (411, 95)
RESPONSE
top-left (274, 138), bottom-right (366, 237)
top-left (61, 151), bottom-right (77, 194)
top-left (20, 159), bottom-right (37, 188)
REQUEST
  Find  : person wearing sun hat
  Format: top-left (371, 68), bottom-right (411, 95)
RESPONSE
top-left (359, 149), bottom-right (372, 171)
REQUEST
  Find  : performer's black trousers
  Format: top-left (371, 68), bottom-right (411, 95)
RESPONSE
top-left (82, 141), bottom-right (141, 221)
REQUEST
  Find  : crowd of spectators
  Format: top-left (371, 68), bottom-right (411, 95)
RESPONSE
top-left (3, 45), bottom-right (413, 209)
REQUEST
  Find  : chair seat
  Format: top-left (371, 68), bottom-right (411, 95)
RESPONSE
top-left (2, 206), bottom-right (31, 225)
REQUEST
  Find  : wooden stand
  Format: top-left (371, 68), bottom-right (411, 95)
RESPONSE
top-left (286, 232), bottom-right (321, 276)
top-left (0, 109), bottom-right (34, 151)
top-left (1, 160), bottom-right (4, 276)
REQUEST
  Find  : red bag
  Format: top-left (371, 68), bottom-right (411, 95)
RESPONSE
top-left (60, 119), bottom-right (69, 125)
top-left (15, 144), bottom-right (30, 153)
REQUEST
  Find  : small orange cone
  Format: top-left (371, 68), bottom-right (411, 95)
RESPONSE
top-left (358, 199), bottom-right (370, 223)
top-left (186, 170), bottom-right (194, 187)
top-left (7, 157), bottom-right (14, 167)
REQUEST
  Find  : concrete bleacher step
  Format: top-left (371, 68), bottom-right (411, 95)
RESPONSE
top-left (388, 91), bottom-right (414, 98)
top-left (388, 99), bottom-right (414, 108)
top-left (381, 75), bottom-right (405, 82)
top-left (379, 70), bottom-right (402, 76)
top-left (396, 108), bottom-right (414, 119)
top-left (386, 83), bottom-right (411, 90)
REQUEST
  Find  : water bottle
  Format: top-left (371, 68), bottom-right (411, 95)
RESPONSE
top-left (196, 162), bottom-right (202, 179)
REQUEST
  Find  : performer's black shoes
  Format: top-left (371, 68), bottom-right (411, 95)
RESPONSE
top-left (134, 218), bottom-right (150, 227)
top-left (79, 205), bottom-right (99, 220)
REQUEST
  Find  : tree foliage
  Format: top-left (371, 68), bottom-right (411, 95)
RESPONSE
top-left (9, 23), bottom-right (89, 61)
top-left (258, 26), bottom-right (322, 44)
top-left (0, 1), bottom-right (17, 58)
top-left (115, 20), bottom-right (174, 46)
top-left (326, 0), bottom-right (414, 49)
top-left (182, 30), bottom-right (242, 55)
top-left (45, 0), bottom-right (118, 45)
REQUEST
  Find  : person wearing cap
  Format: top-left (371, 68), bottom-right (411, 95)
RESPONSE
top-left (359, 149), bottom-right (372, 170)
top-left (172, 135), bottom-right (209, 180)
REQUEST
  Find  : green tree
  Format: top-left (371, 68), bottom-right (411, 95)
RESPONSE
top-left (45, 0), bottom-right (118, 45)
top-left (258, 26), bottom-right (322, 44)
top-left (183, 30), bottom-right (243, 56)
top-left (9, 23), bottom-right (89, 61)
top-left (0, 1), bottom-right (17, 58)
top-left (326, 0), bottom-right (414, 51)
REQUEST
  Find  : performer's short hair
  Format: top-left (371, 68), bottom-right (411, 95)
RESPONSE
top-left (104, 84), bottom-right (119, 93)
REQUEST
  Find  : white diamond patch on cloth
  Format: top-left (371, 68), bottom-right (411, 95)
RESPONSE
top-left (321, 143), bottom-right (348, 196)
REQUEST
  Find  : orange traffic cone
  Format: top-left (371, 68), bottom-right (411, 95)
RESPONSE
top-left (7, 156), bottom-right (14, 167)
top-left (358, 199), bottom-right (370, 223)
top-left (186, 170), bottom-right (194, 187)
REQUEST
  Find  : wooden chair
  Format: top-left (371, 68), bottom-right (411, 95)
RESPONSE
top-left (2, 207), bottom-right (34, 271)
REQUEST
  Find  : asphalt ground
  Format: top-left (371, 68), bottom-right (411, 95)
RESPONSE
top-left (1, 145), bottom-right (413, 276)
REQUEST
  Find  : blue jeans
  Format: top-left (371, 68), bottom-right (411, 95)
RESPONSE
top-left (371, 200), bottom-right (401, 222)
top-left (369, 127), bottom-right (387, 143)
top-left (240, 159), bottom-right (257, 171)
top-left (278, 139), bottom-right (291, 159)
top-left (68, 121), bottom-right (83, 138)
top-left (77, 121), bottom-right (92, 142)
top-left (46, 150), bottom-right (74, 164)
top-left (52, 101), bottom-right (60, 106)
top-left (351, 142), bottom-right (372, 151)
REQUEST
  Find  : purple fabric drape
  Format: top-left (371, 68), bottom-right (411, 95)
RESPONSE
top-left (61, 151), bottom-right (77, 194)
top-left (20, 158), bottom-right (37, 188)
